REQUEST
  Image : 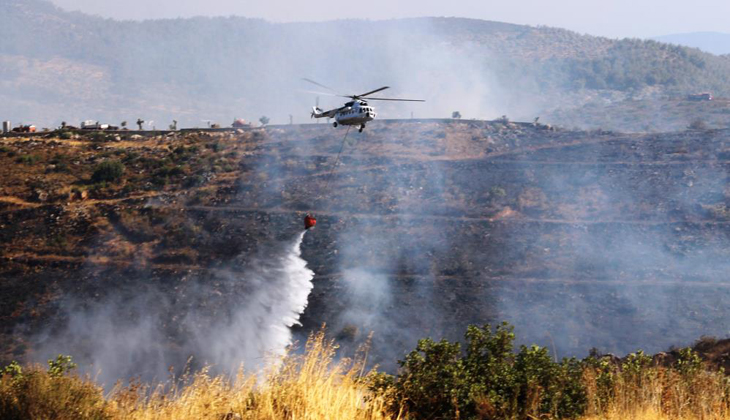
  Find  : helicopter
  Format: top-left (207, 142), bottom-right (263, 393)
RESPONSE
top-left (304, 78), bottom-right (424, 132)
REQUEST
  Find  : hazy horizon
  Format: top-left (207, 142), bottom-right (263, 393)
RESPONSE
top-left (49, 0), bottom-right (730, 39)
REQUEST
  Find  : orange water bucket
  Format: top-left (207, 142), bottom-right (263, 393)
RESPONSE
top-left (304, 214), bottom-right (317, 230)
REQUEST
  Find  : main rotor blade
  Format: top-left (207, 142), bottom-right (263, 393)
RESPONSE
top-left (364, 97), bottom-right (426, 102)
top-left (302, 78), bottom-right (340, 94)
top-left (298, 89), bottom-right (340, 97)
top-left (357, 86), bottom-right (390, 97)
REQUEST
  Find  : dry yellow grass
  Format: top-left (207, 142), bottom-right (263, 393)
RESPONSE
top-left (581, 408), bottom-right (672, 420)
top-left (581, 363), bottom-right (730, 420)
top-left (581, 408), bottom-right (730, 420)
top-left (108, 331), bottom-right (398, 420)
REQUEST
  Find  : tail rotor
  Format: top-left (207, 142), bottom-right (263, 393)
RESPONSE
top-left (312, 96), bottom-right (320, 121)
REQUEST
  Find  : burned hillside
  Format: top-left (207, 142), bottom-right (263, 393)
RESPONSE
top-left (1, 120), bottom-right (729, 375)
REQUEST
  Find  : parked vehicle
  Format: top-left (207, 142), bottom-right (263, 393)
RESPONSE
top-left (12, 125), bottom-right (36, 133)
top-left (80, 120), bottom-right (110, 130)
top-left (232, 118), bottom-right (251, 128)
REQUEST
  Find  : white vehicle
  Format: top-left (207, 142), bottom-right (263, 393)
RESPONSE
top-left (304, 79), bottom-right (423, 132)
top-left (80, 120), bottom-right (110, 130)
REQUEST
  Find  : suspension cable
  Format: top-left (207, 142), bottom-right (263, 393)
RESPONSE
top-left (321, 125), bottom-right (352, 198)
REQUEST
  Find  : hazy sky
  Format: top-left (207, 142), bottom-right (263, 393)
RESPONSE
top-left (50, 0), bottom-right (730, 39)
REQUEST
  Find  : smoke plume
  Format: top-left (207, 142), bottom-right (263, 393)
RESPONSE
top-left (32, 231), bottom-right (313, 387)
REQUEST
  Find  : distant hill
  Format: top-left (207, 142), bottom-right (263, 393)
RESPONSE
top-left (3, 0), bottom-right (730, 128)
top-left (654, 32), bottom-right (730, 56)
top-left (546, 97), bottom-right (730, 132)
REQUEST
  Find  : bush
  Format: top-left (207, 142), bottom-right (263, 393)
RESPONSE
top-left (47, 355), bottom-right (77, 378)
top-left (689, 119), bottom-right (708, 130)
top-left (490, 186), bottom-right (507, 198)
top-left (206, 142), bottom-right (222, 152)
top-left (184, 174), bottom-right (205, 188)
top-left (383, 323), bottom-right (587, 419)
top-left (394, 338), bottom-right (469, 418)
top-left (90, 132), bottom-right (109, 142)
top-left (0, 356), bottom-right (111, 420)
top-left (16, 154), bottom-right (39, 165)
top-left (91, 160), bottom-right (125, 183)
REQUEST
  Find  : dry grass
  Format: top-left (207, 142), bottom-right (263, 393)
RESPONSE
top-left (109, 332), bottom-right (396, 419)
top-left (0, 331), bottom-right (396, 420)
top-left (582, 408), bottom-right (730, 420)
top-left (582, 364), bottom-right (730, 420)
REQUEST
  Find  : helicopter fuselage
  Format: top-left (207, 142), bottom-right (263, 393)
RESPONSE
top-left (312, 100), bottom-right (376, 128)
top-left (334, 101), bottom-right (376, 126)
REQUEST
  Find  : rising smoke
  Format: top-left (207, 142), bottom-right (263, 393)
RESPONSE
top-left (493, 135), bottom-right (730, 357)
top-left (32, 231), bottom-right (313, 387)
top-left (291, 124), bottom-right (730, 368)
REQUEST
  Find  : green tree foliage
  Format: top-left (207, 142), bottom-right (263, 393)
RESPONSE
top-left (675, 347), bottom-right (703, 376)
top-left (47, 355), bottom-right (77, 378)
top-left (396, 338), bottom-right (469, 418)
top-left (382, 323), bottom-right (588, 419)
top-left (560, 39), bottom-right (730, 94)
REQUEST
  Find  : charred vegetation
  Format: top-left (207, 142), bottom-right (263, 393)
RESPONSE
top-left (1, 120), bottom-right (729, 375)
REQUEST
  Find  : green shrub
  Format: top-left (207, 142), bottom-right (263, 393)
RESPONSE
top-left (16, 154), bottom-right (39, 165)
top-left (157, 165), bottom-right (185, 177)
top-left (490, 186), bottom-right (507, 198)
top-left (184, 174), bottom-right (205, 188)
top-left (675, 347), bottom-right (703, 375)
top-left (90, 132), bottom-right (109, 142)
top-left (395, 338), bottom-right (469, 418)
top-left (91, 160), bottom-right (125, 183)
top-left (0, 357), bottom-right (111, 420)
top-left (47, 355), bottom-right (76, 378)
top-left (381, 323), bottom-right (587, 419)
top-left (122, 151), bottom-right (139, 163)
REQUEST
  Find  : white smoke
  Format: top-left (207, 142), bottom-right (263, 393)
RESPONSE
top-left (187, 231), bottom-right (314, 370)
top-left (32, 231), bottom-right (314, 387)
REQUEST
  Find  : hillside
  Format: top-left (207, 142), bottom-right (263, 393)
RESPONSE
top-left (3, 0), bottom-right (730, 129)
top-left (2, 120), bottom-right (730, 380)
top-left (547, 96), bottom-right (730, 132)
